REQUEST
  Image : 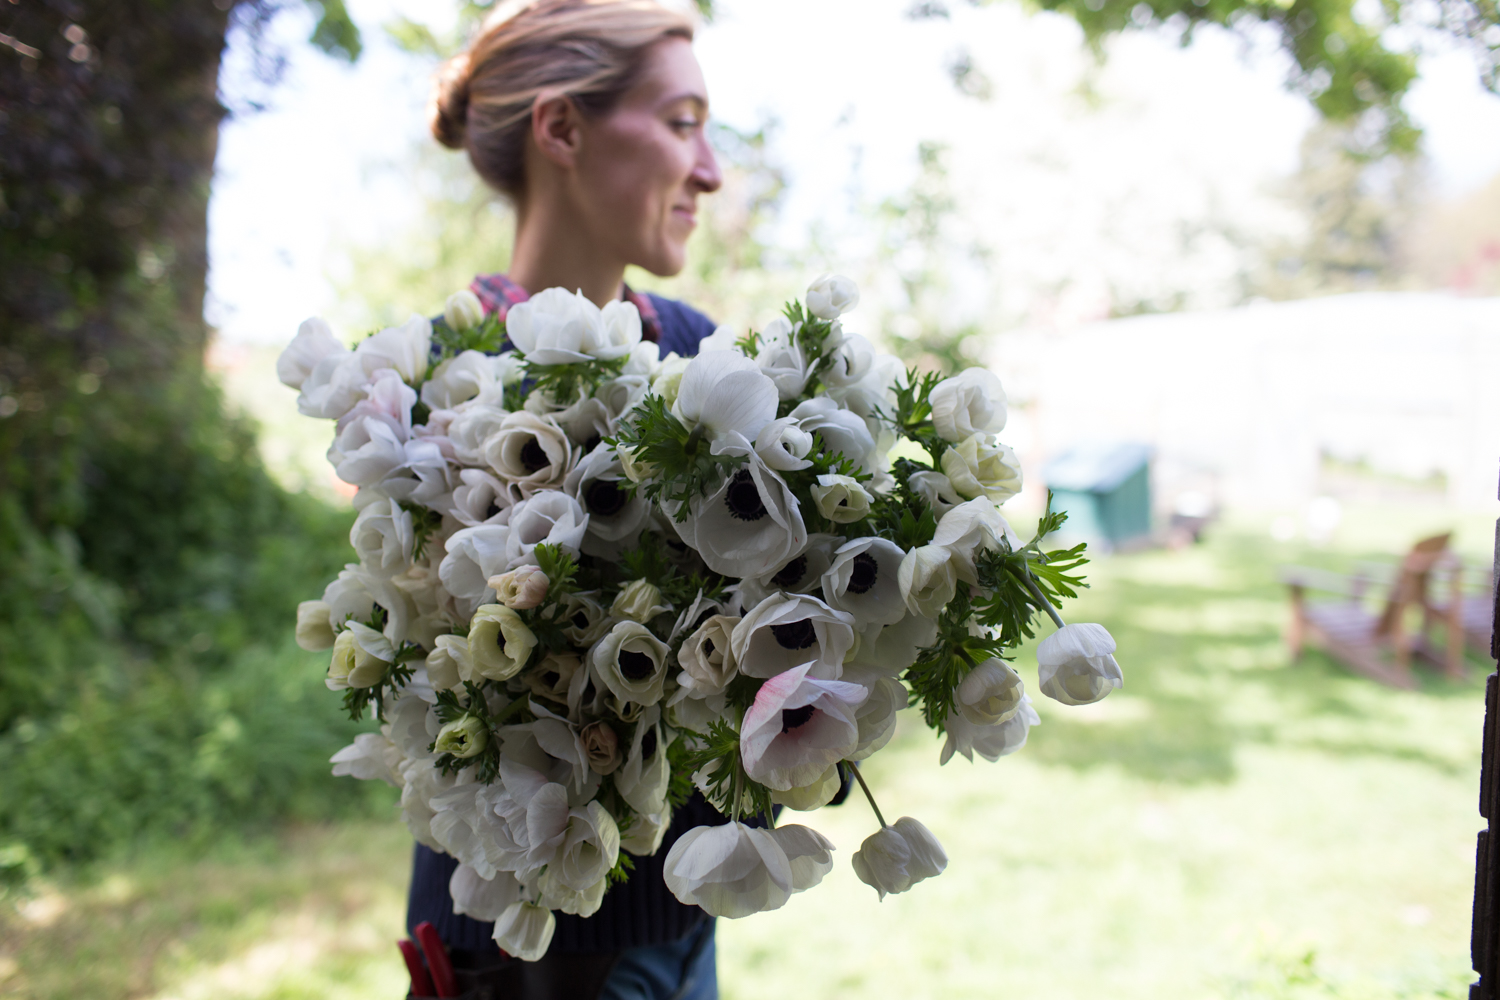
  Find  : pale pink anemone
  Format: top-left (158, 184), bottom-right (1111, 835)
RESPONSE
top-left (739, 663), bottom-right (867, 790)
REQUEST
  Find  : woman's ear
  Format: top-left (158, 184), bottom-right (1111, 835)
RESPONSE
top-left (531, 92), bottom-right (583, 170)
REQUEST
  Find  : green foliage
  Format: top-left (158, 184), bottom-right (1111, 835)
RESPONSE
top-left (429, 312), bottom-right (508, 361)
top-left (523, 356), bottom-right (628, 407)
top-left (682, 718), bottom-right (774, 823)
top-left (307, 0), bottom-right (362, 61)
top-left (609, 395), bottom-right (738, 519)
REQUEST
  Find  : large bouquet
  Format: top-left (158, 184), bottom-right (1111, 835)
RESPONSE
top-left (278, 275), bottom-right (1122, 960)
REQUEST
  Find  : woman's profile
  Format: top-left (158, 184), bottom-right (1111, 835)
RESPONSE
top-left (410, 2), bottom-right (727, 996)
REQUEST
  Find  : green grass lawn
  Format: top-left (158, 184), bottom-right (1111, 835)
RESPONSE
top-left (2, 504), bottom-right (1492, 999)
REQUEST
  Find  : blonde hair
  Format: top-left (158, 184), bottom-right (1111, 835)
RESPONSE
top-left (430, 0), bottom-right (696, 198)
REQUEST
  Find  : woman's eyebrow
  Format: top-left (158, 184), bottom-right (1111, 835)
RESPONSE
top-left (660, 92), bottom-right (708, 112)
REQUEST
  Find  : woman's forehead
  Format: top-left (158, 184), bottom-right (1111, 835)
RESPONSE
top-left (629, 36), bottom-right (709, 111)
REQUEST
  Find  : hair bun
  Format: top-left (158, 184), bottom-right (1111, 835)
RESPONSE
top-left (429, 52), bottom-right (473, 150)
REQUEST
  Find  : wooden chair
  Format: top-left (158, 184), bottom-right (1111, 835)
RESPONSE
top-left (1281, 533), bottom-right (1461, 689)
top-left (1422, 554), bottom-right (1495, 668)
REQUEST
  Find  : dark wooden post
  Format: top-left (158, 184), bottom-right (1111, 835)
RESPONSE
top-left (1470, 472), bottom-right (1500, 999)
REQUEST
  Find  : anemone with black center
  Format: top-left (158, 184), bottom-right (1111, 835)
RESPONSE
top-left (618, 649), bottom-right (656, 680)
top-left (583, 433), bottom-right (602, 453)
top-left (724, 468), bottom-right (768, 522)
top-left (770, 618), bottom-right (817, 650)
top-left (542, 671), bottom-right (560, 688)
top-left (691, 607), bottom-right (718, 631)
top-left (770, 555), bottom-right (808, 589)
top-left (485, 500), bottom-right (503, 521)
top-left (584, 478), bottom-right (627, 517)
top-left (572, 611), bottom-right (590, 629)
top-left (846, 552), bottom-right (879, 595)
top-left (519, 436), bottom-right (550, 473)
top-left (780, 704), bottom-right (817, 733)
top-left (641, 727), bottom-right (658, 759)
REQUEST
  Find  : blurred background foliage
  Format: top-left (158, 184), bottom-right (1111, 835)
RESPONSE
top-left (0, 0), bottom-right (1496, 913)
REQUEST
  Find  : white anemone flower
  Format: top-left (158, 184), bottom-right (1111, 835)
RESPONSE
top-left (737, 534), bottom-right (841, 611)
top-left (1037, 623), bottom-right (1123, 705)
top-left (788, 397), bottom-right (876, 472)
top-left (740, 663), bottom-right (868, 790)
top-left (845, 671), bottom-right (906, 761)
top-left (662, 822), bottom-right (794, 918)
top-left (908, 470), bottom-right (964, 519)
top-left (941, 694), bottom-right (1040, 764)
top-left (897, 544), bottom-right (959, 619)
top-left (731, 593), bottom-right (855, 680)
top-left (821, 537), bottom-right (907, 629)
top-left (329, 731), bottom-right (401, 786)
top-left (421, 350), bottom-right (501, 410)
top-left (754, 417), bottom-right (815, 472)
top-left (330, 416), bottom-right (409, 488)
top-left (589, 621), bottom-right (671, 707)
top-left (820, 332), bottom-right (875, 389)
top-left (448, 403), bottom-right (510, 467)
top-left (940, 434), bottom-right (1023, 504)
top-left (932, 497), bottom-right (1021, 583)
top-left (297, 351), bottom-right (367, 420)
top-left (929, 367), bottom-right (1008, 443)
top-left (349, 496), bottom-right (415, 577)
top-left (563, 446), bottom-right (651, 557)
top-left (277, 317), bottom-right (345, 390)
top-left (614, 706), bottom-right (670, 817)
top-left (355, 314), bottom-right (432, 385)
top-left (769, 763), bottom-right (842, 811)
top-left (439, 525), bottom-right (511, 619)
top-left (755, 317), bottom-right (812, 399)
top-left (451, 468), bottom-right (520, 527)
top-left (504, 490), bottom-right (589, 569)
top-left (851, 816), bottom-right (947, 900)
top-left (676, 613), bottom-right (740, 696)
top-left (483, 411), bottom-right (577, 496)
top-left (770, 824), bottom-right (836, 891)
top-left (449, 864), bottom-right (522, 922)
top-left (674, 453), bottom-right (806, 579)
top-left (671, 350), bottom-right (779, 444)
top-left (505, 287), bottom-right (641, 364)
top-left (493, 901), bottom-right (556, 962)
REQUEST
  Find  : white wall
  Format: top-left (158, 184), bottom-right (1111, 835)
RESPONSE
top-left (987, 292), bottom-right (1500, 510)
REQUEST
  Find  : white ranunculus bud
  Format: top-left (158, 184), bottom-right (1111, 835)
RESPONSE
top-left (810, 474), bottom-right (873, 524)
top-left (769, 763), bottom-right (842, 811)
top-left (434, 715), bottom-right (489, 758)
top-left (940, 434), bottom-right (1022, 504)
top-left (425, 634), bottom-right (470, 690)
top-left (805, 274), bottom-right (860, 320)
top-left (493, 901), bottom-right (556, 962)
top-left (897, 544), bottom-right (958, 618)
top-left (677, 614), bottom-right (740, 695)
top-left (610, 579), bottom-right (671, 623)
top-left (1037, 623), bottom-right (1123, 706)
top-left (850, 816), bottom-right (948, 900)
top-left (489, 565), bottom-right (550, 610)
top-left (928, 368), bottom-right (1007, 443)
top-left (663, 822), bottom-right (795, 918)
top-left (277, 317), bottom-right (345, 391)
top-left (590, 621), bottom-right (671, 706)
top-left (468, 604), bottom-right (538, 681)
top-left (957, 659), bottom-right (1024, 725)
top-left (444, 289), bottom-right (485, 331)
top-left (296, 600), bottom-right (336, 651)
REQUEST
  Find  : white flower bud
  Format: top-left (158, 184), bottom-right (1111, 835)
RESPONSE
top-left (897, 545), bottom-right (958, 618)
top-left (1037, 623), bottom-right (1123, 706)
top-left (940, 435), bottom-right (1022, 504)
top-left (957, 659), bottom-right (1024, 725)
top-left (810, 474), bottom-right (873, 524)
top-left (493, 901), bottom-right (555, 962)
top-left (928, 368), bottom-right (1007, 442)
top-left (488, 565), bottom-right (550, 610)
top-left (295, 600), bottom-right (336, 651)
top-left (444, 289), bottom-right (485, 331)
top-left (805, 274), bottom-right (860, 321)
top-left (467, 604), bottom-right (537, 681)
top-left (610, 579), bottom-right (671, 623)
top-left (850, 816), bottom-right (947, 900)
top-left (434, 715), bottom-right (489, 758)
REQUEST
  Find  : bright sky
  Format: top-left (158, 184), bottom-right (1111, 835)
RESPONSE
top-left (206, 0), bottom-right (1500, 346)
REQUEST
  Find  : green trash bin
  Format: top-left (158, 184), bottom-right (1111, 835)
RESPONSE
top-left (1042, 442), bottom-right (1152, 551)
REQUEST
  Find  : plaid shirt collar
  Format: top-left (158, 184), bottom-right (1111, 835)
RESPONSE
top-left (469, 272), bottom-right (662, 344)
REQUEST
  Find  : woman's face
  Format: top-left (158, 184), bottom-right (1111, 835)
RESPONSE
top-left (571, 37), bottom-right (721, 277)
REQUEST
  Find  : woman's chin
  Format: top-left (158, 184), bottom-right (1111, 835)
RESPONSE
top-left (633, 243), bottom-right (688, 278)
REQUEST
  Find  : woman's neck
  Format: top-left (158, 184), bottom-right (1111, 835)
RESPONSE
top-left (508, 198), bottom-right (626, 308)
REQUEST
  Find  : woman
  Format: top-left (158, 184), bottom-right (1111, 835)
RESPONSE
top-left (409, 2), bottom-right (726, 997)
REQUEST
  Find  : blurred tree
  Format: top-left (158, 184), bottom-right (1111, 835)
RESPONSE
top-left (1255, 121), bottom-right (1424, 296)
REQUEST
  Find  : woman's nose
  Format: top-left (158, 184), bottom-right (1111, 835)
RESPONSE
top-left (690, 136), bottom-right (722, 194)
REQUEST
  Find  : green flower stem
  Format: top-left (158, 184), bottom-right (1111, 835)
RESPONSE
top-left (847, 761), bottom-right (888, 829)
top-left (490, 694), bottom-right (533, 727)
top-left (1012, 561), bottom-right (1067, 630)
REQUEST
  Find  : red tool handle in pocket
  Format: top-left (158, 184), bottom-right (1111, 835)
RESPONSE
top-left (398, 938), bottom-right (436, 998)
top-left (414, 921), bottom-right (459, 998)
